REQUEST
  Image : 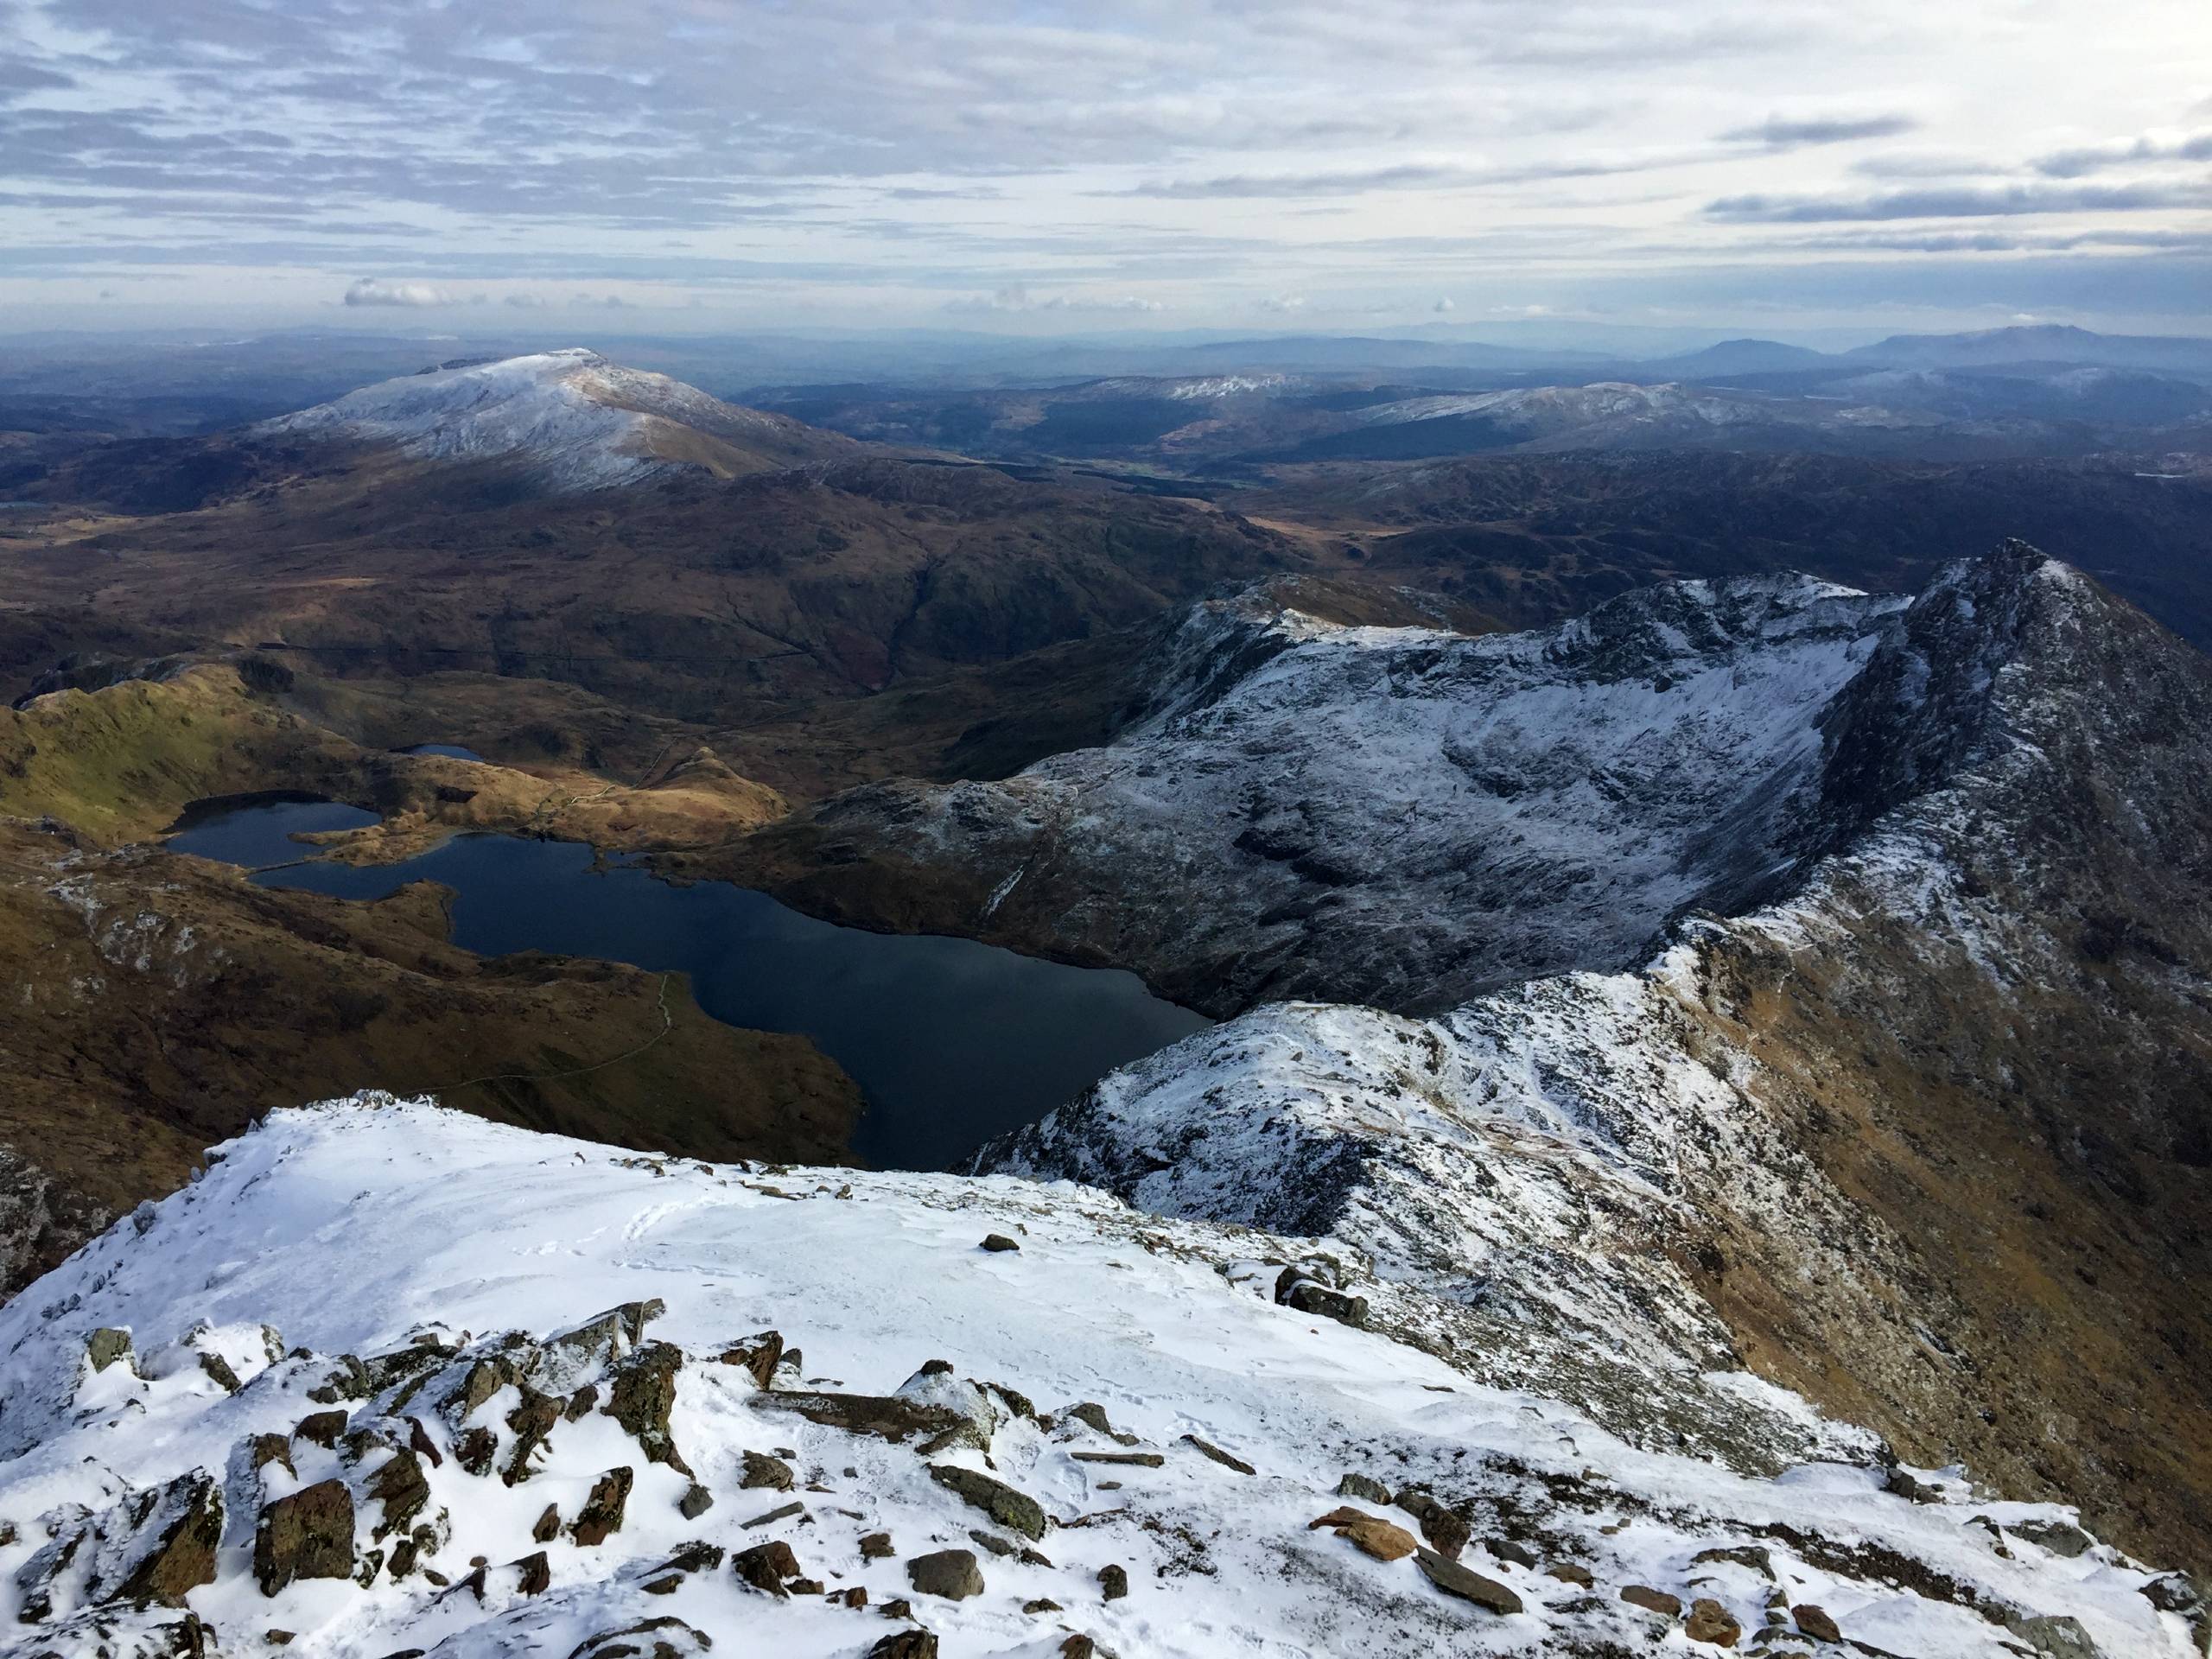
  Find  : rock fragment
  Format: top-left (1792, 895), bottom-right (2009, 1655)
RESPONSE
top-left (1685, 1598), bottom-right (1742, 1646)
top-left (929, 1464), bottom-right (1046, 1540)
top-left (569, 1466), bottom-right (634, 1547)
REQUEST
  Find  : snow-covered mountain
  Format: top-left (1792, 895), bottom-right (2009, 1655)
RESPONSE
top-left (766, 569), bottom-right (1914, 1014)
top-left (722, 544), bottom-right (2212, 1582)
top-left (0, 1096), bottom-right (2196, 1658)
top-left (257, 349), bottom-right (849, 492)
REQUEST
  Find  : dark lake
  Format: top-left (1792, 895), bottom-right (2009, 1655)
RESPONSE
top-left (164, 797), bottom-right (1209, 1171)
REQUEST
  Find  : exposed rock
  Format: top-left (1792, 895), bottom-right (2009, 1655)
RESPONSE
top-left (1275, 1268), bottom-right (1368, 1327)
top-left (679, 1484), bottom-right (715, 1519)
top-left (981, 1233), bottom-right (1021, 1252)
top-left (569, 1466), bottom-right (634, 1547)
top-left (1309, 1507), bottom-right (1419, 1561)
top-left (1685, 1598), bottom-right (1742, 1646)
top-left (928, 1464), bottom-right (1046, 1539)
top-left (1793, 1604), bottom-right (1842, 1642)
top-left (1623, 1586), bottom-right (1683, 1618)
top-left (1337, 1471), bottom-right (1391, 1504)
top-left (1692, 1544), bottom-right (1774, 1580)
top-left (293, 1408), bottom-right (347, 1447)
top-left (1071, 1450), bottom-right (1162, 1467)
top-left (453, 1426), bottom-right (496, 1476)
top-left (514, 1550), bottom-right (550, 1596)
top-left (1487, 1538), bottom-right (1538, 1569)
top-left (719, 1330), bottom-right (785, 1389)
top-left (741, 1450), bottom-right (794, 1491)
top-left (606, 1339), bottom-right (691, 1473)
top-left (1395, 1491), bottom-right (1471, 1560)
top-left (500, 1388), bottom-right (563, 1484)
top-left (1414, 1547), bottom-right (1523, 1614)
top-left (860, 1531), bottom-right (896, 1560)
top-left (869, 1632), bottom-right (939, 1659)
top-left (254, 1479), bottom-right (355, 1595)
top-left (1547, 1562), bottom-right (1595, 1586)
top-left (751, 1389), bottom-right (966, 1443)
top-left (907, 1548), bottom-right (984, 1600)
top-left (1099, 1562), bottom-right (1129, 1600)
top-left (732, 1539), bottom-right (804, 1596)
top-left (742, 1500), bottom-right (805, 1529)
top-left (2005, 1613), bottom-right (2103, 1659)
top-left (531, 1503), bottom-right (561, 1542)
top-left (195, 1351), bottom-right (242, 1394)
top-left (1182, 1433), bottom-right (1255, 1474)
top-left (85, 1326), bottom-right (134, 1375)
top-left (364, 1447), bottom-right (430, 1537)
top-left (2012, 1518), bottom-right (2095, 1559)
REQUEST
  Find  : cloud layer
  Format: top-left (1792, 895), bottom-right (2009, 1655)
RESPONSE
top-left (2, 0), bottom-right (2209, 331)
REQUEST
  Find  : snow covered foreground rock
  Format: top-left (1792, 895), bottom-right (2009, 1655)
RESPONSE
top-left (0, 1099), bottom-right (2200, 1657)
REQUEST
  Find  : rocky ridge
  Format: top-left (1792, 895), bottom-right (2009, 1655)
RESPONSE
top-left (977, 546), bottom-right (2212, 1577)
top-left (0, 1096), bottom-right (2196, 1657)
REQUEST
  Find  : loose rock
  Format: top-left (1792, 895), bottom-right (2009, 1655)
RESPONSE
top-left (1414, 1548), bottom-right (1523, 1614)
top-left (1622, 1586), bottom-right (1683, 1618)
top-left (569, 1466), bottom-right (634, 1547)
top-left (907, 1548), bottom-right (985, 1600)
top-left (929, 1464), bottom-right (1046, 1540)
top-left (1685, 1598), bottom-right (1742, 1647)
top-left (254, 1480), bottom-right (355, 1595)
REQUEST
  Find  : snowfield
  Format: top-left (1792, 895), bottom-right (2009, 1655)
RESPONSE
top-left (0, 1097), bottom-right (2196, 1658)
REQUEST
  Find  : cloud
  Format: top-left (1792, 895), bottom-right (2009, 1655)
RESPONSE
top-left (1707, 180), bottom-right (2212, 222)
top-left (1258, 295), bottom-right (1307, 313)
top-left (342, 276), bottom-right (453, 307)
top-left (2032, 129), bottom-right (2212, 177)
top-left (503, 292), bottom-right (551, 308)
top-left (569, 292), bottom-right (629, 308)
top-left (1719, 113), bottom-right (1918, 149)
top-left (1433, 296), bottom-right (1455, 313)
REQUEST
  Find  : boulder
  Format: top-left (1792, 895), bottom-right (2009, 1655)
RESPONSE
top-left (928, 1464), bottom-right (1046, 1540)
top-left (85, 1327), bottom-right (135, 1375)
top-left (1685, 1598), bottom-right (1741, 1647)
top-left (293, 1409), bottom-right (348, 1447)
top-left (679, 1484), bottom-right (715, 1519)
top-left (1794, 1604), bottom-right (1842, 1642)
top-left (870, 1632), bottom-right (940, 1658)
top-left (2011, 1518), bottom-right (2094, 1559)
top-left (861, 1532), bottom-right (896, 1560)
top-left (1414, 1548), bottom-right (1522, 1614)
top-left (907, 1548), bottom-right (984, 1600)
top-left (733, 1539), bottom-right (804, 1595)
top-left (364, 1448), bottom-right (431, 1537)
top-left (1336, 1472), bottom-right (1391, 1504)
top-left (1099, 1562), bottom-right (1129, 1599)
top-left (1274, 1268), bottom-right (1367, 1327)
top-left (1308, 1508), bottom-right (1419, 1561)
top-left (1622, 1586), bottom-right (1683, 1618)
top-left (1395, 1491), bottom-right (1471, 1560)
top-left (254, 1479), bottom-right (355, 1595)
top-left (980, 1233), bottom-right (1021, 1252)
top-left (741, 1450), bottom-right (794, 1491)
top-left (569, 1466), bottom-right (634, 1547)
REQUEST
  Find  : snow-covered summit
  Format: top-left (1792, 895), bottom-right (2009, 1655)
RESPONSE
top-left (0, 1096), bottom-right (2193, 1657)
top-left (257, 349), bottom-right (835, 491)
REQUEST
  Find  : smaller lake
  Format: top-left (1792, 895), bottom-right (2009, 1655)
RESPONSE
top-left (398, 743), bottom-right (488, 761)
top-left (165, 798), bottom-right (1209, 1171)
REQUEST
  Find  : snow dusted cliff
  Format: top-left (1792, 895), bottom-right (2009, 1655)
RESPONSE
top-left (0, 1097), bottom-right (2196, 1658)
top-left (257, 350), bottom-right (838, 491)
top-left (787, 569), bottom-right (1908, 1014)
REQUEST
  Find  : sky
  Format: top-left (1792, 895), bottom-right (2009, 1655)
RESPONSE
top-left (3, 0), bottom-right (2210, 341)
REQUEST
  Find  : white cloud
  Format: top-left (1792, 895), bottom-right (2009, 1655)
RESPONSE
top-left (950, 285), bottom-right (1164, 314)
top-left (1433, 296), bottom-right (1455, 313)
top-left (342, 276), bottom-right (453, 308)
top-left (503, 293), bottom-right (552, 308)
top-left (1258, 295), bottom-right (1308, 313)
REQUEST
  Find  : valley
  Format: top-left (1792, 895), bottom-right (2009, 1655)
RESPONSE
top-left (0, 333), bottom-right (2208, 1656)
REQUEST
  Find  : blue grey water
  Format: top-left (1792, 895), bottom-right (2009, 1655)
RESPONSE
top-left (164, 797), bottom-right (1209, 1170)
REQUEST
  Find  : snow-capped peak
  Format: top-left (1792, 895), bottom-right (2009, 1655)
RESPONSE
top-left (256, 349), bottom-right (808, 491)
